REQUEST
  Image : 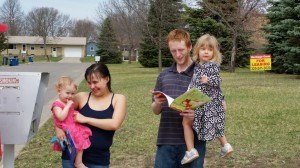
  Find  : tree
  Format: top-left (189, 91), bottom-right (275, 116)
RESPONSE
top-left (0, 24), bottom-right (8, 53)
top-left (0, 33), bottom-right (7, 53)
top-left (26, 7), bottom-right (71, 61)
top-left (199, 0), bottom-right (266, 72)
top-left (184, 5), bottom-right (252, 69)
top-left (70, 19), bottom-right (97, 41)
top-left (263, 0), bottom-right (300, 74)
top-left (96, 18), bottom-right (122, 64)
top-left (70, 19), bottom-right (97, 57)
top-left (96, 0), bottom-right (146, 64)
top-left (0, 0), bottom-right (24, 35)
top-left (139, 0), bottom-right (183, 71)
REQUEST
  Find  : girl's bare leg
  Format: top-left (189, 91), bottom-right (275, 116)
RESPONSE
top-left (74, 150), bottom-right (87, 168)
top-left (182, 117), bottom-right (195, 151)
top-left (219, 135), bottom-right (228, 147)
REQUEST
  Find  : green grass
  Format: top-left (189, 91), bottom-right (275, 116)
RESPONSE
top-left (14, 62), bottom-right (300, 168)
top-left (80, 56), bottom-right (96, 63)
top-left (0, 55), bottom-right (62, 66)
top-left (31, 56), bottom-right (63, 62)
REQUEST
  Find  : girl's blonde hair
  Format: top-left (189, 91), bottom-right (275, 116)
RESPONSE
top-left (193, 34), bottom-right (222, 65)
top-left (55, 76), bottom-right (77, 92)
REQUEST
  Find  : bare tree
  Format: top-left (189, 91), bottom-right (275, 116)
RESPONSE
top-left (71, 19), bottom-right (96, 40)
top-left (0, 0), bottom-right (24, 35)
top-left (70, 19), bottom-right (97, 57)
top-left (200, 0), bottom-right (267, 72)
top-left (96, 0), bottom-right (148, 63)
top-left (26, 7), bottom-right (71, 61)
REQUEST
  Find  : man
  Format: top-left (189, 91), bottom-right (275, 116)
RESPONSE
top-left (152, 29), bottom-right (206, 167)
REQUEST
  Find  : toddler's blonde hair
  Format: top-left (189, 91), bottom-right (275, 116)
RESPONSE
top-left (193, 34), bottom-right (222, 65)
top-left (55, 76), bottom-right (77, 92)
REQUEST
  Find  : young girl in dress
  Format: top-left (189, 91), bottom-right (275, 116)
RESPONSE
top-left (52, 76), bottom-right (92, 168)
top-left (181, 34), bottom-right (233, 164)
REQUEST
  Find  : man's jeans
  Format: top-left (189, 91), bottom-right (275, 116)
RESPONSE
top-left (154, 140), bottom-right (206, 168)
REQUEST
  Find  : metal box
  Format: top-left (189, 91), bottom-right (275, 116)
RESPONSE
top-left (0, 72), bottom-right (49, 144)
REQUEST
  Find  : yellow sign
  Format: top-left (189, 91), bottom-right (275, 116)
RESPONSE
top-left (250, 54), bottom-right (271, 71)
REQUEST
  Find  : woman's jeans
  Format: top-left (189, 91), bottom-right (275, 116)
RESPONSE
top-left (62, 159), bottom-right (109, 168)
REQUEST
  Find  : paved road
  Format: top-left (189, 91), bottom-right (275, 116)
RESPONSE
top-left (0, 62), bottom-right (90, 103)
top-left (0, 62), bottom-right (91, 163)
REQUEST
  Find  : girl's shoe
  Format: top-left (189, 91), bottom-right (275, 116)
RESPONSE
top-left (220, 143), bottom-right (233, 158)
top-left (181, 148), bottom-right (199, 164)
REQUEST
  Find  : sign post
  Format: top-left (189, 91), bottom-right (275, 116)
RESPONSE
top-left (95, 56), bottom-right (100, 63)
top-left (0, 72), bottom-right (49, 168)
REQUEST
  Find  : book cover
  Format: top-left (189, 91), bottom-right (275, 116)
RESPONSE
top-left (65, 130), bottom-right (77, 163)
top-left (153, 88), bottom-right (211, 111)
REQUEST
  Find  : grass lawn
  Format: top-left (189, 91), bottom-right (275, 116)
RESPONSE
top-left (14, 62), bottom-right (300, 168)
top-left (0, 55), bottom-right (62, 66)
top-left (80, 56), bottom-right (96, 63)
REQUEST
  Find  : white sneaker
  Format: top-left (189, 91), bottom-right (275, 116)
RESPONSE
top-left (181, 148), bottom-right (199, 165)
top-left (220, 143), bottom-right (233, 158)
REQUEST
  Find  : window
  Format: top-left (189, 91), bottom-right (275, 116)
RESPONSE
top-left (40, 45), bottom-right (44, 49)
top-left (90, 46), bottom-right (94, 51)
top-left (8, 44), bottom-right (17, 49)
top-left (30, 45), bottom-right (35, 50)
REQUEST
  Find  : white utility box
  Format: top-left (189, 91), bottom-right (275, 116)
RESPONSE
top-left (0, 72), bottom-right (49, 144)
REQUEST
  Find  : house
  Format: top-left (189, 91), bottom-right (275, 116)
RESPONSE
top-left (2, 36), bottom-right (86, 58)
top-left (86, 41), bottom-right (98, 56)
top-left (119, 44), bottom-right (138, 61)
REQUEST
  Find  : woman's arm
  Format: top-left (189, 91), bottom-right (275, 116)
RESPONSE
top-left (73, 92), bottom-right (86, 110)
top-left (74, 94), bottom-right (127, 131)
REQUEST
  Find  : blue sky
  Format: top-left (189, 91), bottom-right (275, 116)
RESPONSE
top-left (0, 0), bottom-right (109, 21)
top-left (0, 0), bottom-right (197, 21)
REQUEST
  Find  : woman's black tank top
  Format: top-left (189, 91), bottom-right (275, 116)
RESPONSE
top-left (62, 93), bottom-right (115, 166)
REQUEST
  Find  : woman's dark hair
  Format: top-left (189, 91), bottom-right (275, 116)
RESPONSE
top-left (85, 63), bottom-right (112, 92)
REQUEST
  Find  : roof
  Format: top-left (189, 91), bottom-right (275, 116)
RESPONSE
top-left (7, 36), bottom-right (87, 45)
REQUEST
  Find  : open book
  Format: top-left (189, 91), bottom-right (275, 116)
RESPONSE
top-left (153, 88), bottom-right (211, 111)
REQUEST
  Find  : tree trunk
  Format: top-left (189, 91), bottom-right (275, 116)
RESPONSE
top-left (128, 47), bottom-right (132, 64)
top-left (43, 36), bottom-right (49, 62)
top-left (158, 25), bottom-right (162, 72)
top-left (230, 33), bottom-right (237, 72)
top-left (158, 48), bottom-right (162, 72)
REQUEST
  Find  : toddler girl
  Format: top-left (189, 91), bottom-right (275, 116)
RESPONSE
top-left (52, 76), bottom-right (92, 168)
top-left (181, 34), bottom-right (233, 164)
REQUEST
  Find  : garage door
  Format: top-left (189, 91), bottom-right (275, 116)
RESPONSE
top-left (64, 47), bottom-right (82, 57)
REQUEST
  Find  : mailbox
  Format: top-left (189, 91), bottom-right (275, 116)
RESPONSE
top-left (95, 56), bottom-right (100, 63)
top-left (0, 72), bottom-right (49, 144)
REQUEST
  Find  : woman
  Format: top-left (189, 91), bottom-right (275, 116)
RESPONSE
top-left (56, 63), bottom-right (127, 168)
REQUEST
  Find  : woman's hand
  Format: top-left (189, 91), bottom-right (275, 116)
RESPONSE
top-left (55, 127), bottom-right (66, 141)
top-left (179, 109), bottom-right (195, 120)
top-left (73, 112), bottom-right (88, 124)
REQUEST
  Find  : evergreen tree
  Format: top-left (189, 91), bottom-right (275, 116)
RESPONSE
top-left (97, 18), bottom-right (123, 64)
top-left (139, 0), bottom-right (182, 69)
top-left (185, 6), bottom-right (252, 69)
top-left (0, 24), bottom-right (8, 53)
top-left (263, 0), bottom-right (300, 74)
top-left (0, 33), bottom-right (8, 53)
